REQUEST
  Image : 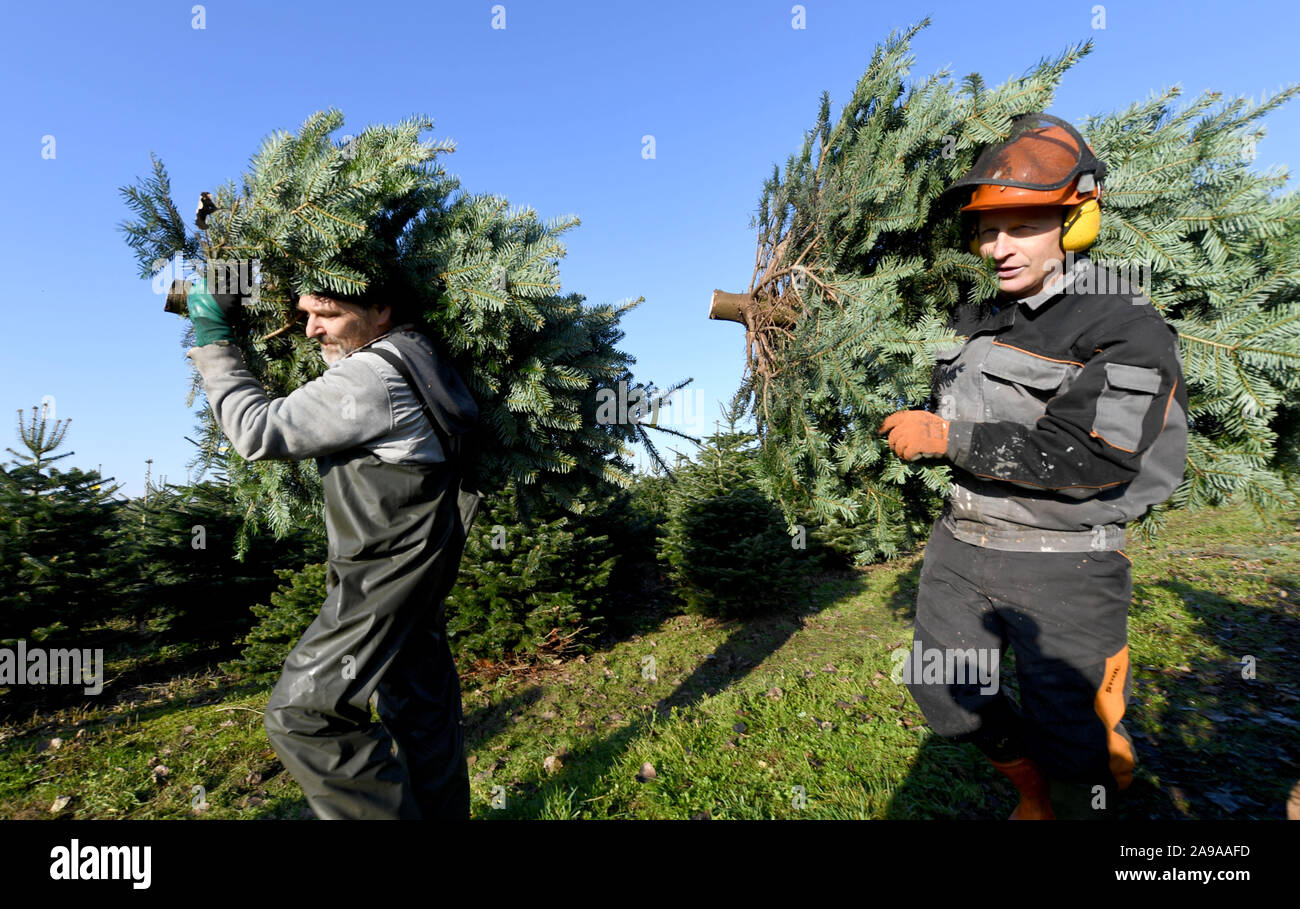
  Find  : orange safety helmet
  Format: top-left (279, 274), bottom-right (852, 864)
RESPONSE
top-left (950, 113), bottom-right (1106, 253)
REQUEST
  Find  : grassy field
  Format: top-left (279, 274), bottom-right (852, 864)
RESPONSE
top-left (2, 501), bottom-right (1297, 820)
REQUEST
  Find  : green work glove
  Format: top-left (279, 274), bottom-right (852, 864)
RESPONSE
top-left (188, 276), bottom-right (237, 346)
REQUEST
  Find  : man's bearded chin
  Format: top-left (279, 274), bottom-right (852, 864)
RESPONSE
top-left (320, 337), bottom-right (358, 365)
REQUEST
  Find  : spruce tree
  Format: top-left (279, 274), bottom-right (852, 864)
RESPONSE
top-left (120, 110), bottom-right (683, 556)
top-left (445, 491), bottom-right (617, 661)
top-left (110, 473), bottom-right (326, 645)
top-left (658, 398), bottom-right (820, 617)
top-left (710, 19), bottom-right (1300, 562)
top-left (0, 405), bottom-right (123, 643)
top-left (221, 562), bottom-right (329, 681)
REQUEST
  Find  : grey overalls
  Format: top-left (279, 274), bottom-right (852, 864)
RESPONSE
top-left (260, 331), bottom-right (484, 819)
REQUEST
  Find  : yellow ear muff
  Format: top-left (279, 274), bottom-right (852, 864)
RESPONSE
top-left (968, 217), bottom-right (982, 256)
top-left (1061, 198), bottom-right (1100, 252)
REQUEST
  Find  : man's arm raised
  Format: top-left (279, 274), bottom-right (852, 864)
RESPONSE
top-left (187, 342), bottom-right (396, 462)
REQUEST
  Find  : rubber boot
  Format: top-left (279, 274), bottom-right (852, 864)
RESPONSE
top-left (990, 756), bottom-right (1055, 820)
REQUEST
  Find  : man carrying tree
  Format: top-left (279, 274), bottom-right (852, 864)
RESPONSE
top-left (182, 260), bottom-right (483, 820)
top-left (878, 114), bottom-right (1189, 819)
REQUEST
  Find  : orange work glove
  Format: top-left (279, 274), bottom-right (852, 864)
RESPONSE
top-left (878, 410), bottom-right (949, 461)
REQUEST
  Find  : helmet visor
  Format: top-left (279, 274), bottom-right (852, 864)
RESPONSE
top-left (948, 113), bottom-right (1105, 194)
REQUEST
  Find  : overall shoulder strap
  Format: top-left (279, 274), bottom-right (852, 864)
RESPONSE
top-left (366, 345), bottom-right (459, 464)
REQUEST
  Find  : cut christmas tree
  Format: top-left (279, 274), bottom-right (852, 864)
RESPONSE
top-left (120, 110), bottom-right (693, 556)
top-left (710, 19), bottom-right (1300, 563)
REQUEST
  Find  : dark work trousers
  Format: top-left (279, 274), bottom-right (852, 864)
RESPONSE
top-left (264, 445), bottom-right (480, 820)
top-left (264, 596), bottom-right (469, 820)
top-left (905, 516), bottom-right (1136, 817)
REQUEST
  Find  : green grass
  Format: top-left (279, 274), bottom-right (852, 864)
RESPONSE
top-left (2, 501), bottom-right (1297, 820)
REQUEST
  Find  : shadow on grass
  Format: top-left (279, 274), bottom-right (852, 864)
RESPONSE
top-left (1117, 573), bottom-right (1300, 819)
top-left (3, 675), bottom-right (272, 750)
top-left (476, 566), bottom-right (861, 818)
top-left (462, 685), bottom-right (545, 746)
top-left (3, 674), bottom-right (288, 820)
top-left (0, 637), bottom-right (251, 726)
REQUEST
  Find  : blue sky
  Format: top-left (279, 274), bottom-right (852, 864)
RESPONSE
top-left (1, 0), bottom-right (1297, 498)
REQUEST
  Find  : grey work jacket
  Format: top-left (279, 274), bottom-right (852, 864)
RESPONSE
top-left (934, 258), bottom-right (1189, 552)
top-left (188, 327), bottom-right (484, 625)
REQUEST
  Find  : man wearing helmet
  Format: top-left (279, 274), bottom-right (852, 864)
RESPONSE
top-left (878, 113), bottom-right (1189, 819)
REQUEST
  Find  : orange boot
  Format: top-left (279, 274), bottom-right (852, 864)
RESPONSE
top-left (990, 757), bottom-right (1055, 820)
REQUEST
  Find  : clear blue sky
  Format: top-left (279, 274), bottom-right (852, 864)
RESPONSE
top-left (1, 0), bottom-right (1296, 498)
